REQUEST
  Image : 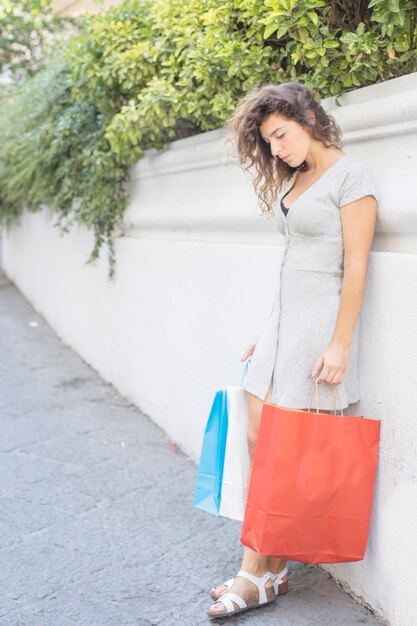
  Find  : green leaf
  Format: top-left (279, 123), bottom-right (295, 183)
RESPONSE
top-left (393, 40), bottom-right (409, 51)
top-left (340, 32), bottom-right (356, 43)
top-left (264, 22), bottom-right (279, 39)
top-left (389, 0), bottom-right (400, 12)
top-left (307, 11), bottom-right (319, 26)
top-left (297, 27), bottom-right (309, 43)
top-left (275, 24), bottom-right (290, 39)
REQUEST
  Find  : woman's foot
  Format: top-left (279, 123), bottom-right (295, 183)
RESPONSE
top-left (207, 569), bottom-right (278, 618)
top-left (209, 578), bottom-right (233, 601)
top-left (210, 561), bottom-right (288, 601)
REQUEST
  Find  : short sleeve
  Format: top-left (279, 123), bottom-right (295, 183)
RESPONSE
top-left (338, 161), bottom-right (380, 208)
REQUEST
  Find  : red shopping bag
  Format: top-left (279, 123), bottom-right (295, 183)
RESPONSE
top-left (240, 399), bottom-right (380, 563)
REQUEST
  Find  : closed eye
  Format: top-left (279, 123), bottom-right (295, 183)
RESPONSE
top-left (262, 132), bottom-right (285, 144)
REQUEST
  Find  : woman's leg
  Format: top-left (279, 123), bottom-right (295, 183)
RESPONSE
top-left (208, 381), bottom-right (335, 614)
top-left (208, 380), bottom-right (288, 614)
top-left (245, 381), bottom-right (288, 576)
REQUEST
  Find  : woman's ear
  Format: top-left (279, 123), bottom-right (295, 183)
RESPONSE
top-left (305, 110), bottom-right (316, 124)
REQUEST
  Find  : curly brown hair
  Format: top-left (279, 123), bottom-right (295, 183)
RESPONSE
top-left (225, 82), bottom-right (343, 216)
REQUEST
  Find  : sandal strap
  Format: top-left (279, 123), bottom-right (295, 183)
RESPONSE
top-left (268, 566), bottom-right (288, 594)
top-left (236, 570), bottom-right (270, 604)
top-left (213, 591), bottom-right (247, 613)
top-left (211, 577), bottom-right (233, 596)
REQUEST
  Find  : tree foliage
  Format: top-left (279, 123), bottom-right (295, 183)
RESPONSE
top-left (0, 0), bottom-right (74, 80)
top-left (0, 0), bottom-right (416, 276)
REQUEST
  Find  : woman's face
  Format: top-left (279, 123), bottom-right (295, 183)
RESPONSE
top-left (259, 112), bottom-right (312, 168)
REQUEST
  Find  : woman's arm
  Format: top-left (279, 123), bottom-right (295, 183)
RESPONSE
top-left (311, 194), bottom-right (378, 384)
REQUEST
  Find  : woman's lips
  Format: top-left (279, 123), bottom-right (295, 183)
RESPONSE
top-left (281, 155), bottom-right (290, 161)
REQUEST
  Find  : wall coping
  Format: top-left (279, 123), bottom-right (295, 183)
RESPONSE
top-left (124, 72), bottom-right (417, 254)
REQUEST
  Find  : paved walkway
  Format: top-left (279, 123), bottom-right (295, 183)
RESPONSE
top-left (0, 263), bottom-right (384, 625)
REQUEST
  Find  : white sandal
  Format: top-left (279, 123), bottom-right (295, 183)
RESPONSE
top-left (207, 567), bottom-right (288, 619)
top-left (210, 564), bottom-right (288, 600)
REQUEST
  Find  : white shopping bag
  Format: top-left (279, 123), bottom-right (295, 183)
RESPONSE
top-left (218, 386), bottom-right (250, 521)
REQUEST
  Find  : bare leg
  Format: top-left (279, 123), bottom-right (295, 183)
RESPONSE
top-left (245, 382), bottom-right (289, 577)
top-left (208, 380), bottom-right (288, 614)
top-left (209, 381), bottom-right (335, 614)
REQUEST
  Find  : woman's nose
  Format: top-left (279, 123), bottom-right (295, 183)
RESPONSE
top-left (270, 142), bottom-right (280, 158)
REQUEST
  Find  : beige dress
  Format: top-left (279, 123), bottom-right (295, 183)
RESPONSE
top-left (242, 154), bottom-right (380, 411)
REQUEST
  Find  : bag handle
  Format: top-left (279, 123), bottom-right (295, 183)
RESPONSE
top-left (240, 357), bottom-right (252, 386)
top-left (308, 378), bottom-right (344, 416)
top-left (240, 360), bottom-right (344, 415)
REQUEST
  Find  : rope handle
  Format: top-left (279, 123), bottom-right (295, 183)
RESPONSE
top-left (308, 378), bottom-right (344, 416)
top-left (239, 358), bottom-right (343, 415)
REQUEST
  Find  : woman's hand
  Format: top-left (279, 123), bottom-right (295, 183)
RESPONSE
top-left (241, 343), bottom-right (256, 362)
top-left (311, 340), bottom-right (350, 384)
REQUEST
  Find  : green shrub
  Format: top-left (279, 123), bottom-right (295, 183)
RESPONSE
top-left (0, 0), bottom-right (75, 79)
top-left (0, 0), bottom-right (416, 277)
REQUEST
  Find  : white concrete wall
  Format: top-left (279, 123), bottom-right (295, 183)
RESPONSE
top-left (3, 72), bottom-right (417, 625)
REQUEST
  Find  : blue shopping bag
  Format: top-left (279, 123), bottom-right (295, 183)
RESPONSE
top-left (194, 360), bottom-right (251, 520)
top-left (193, 389), bottom-right (229, 515)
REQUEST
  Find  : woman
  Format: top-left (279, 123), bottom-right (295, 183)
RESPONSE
top-left (207, 82), bottom-right (379, 618)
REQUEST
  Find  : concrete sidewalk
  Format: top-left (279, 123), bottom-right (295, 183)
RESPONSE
top-left (0, 264), bottom-right (384, 625)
